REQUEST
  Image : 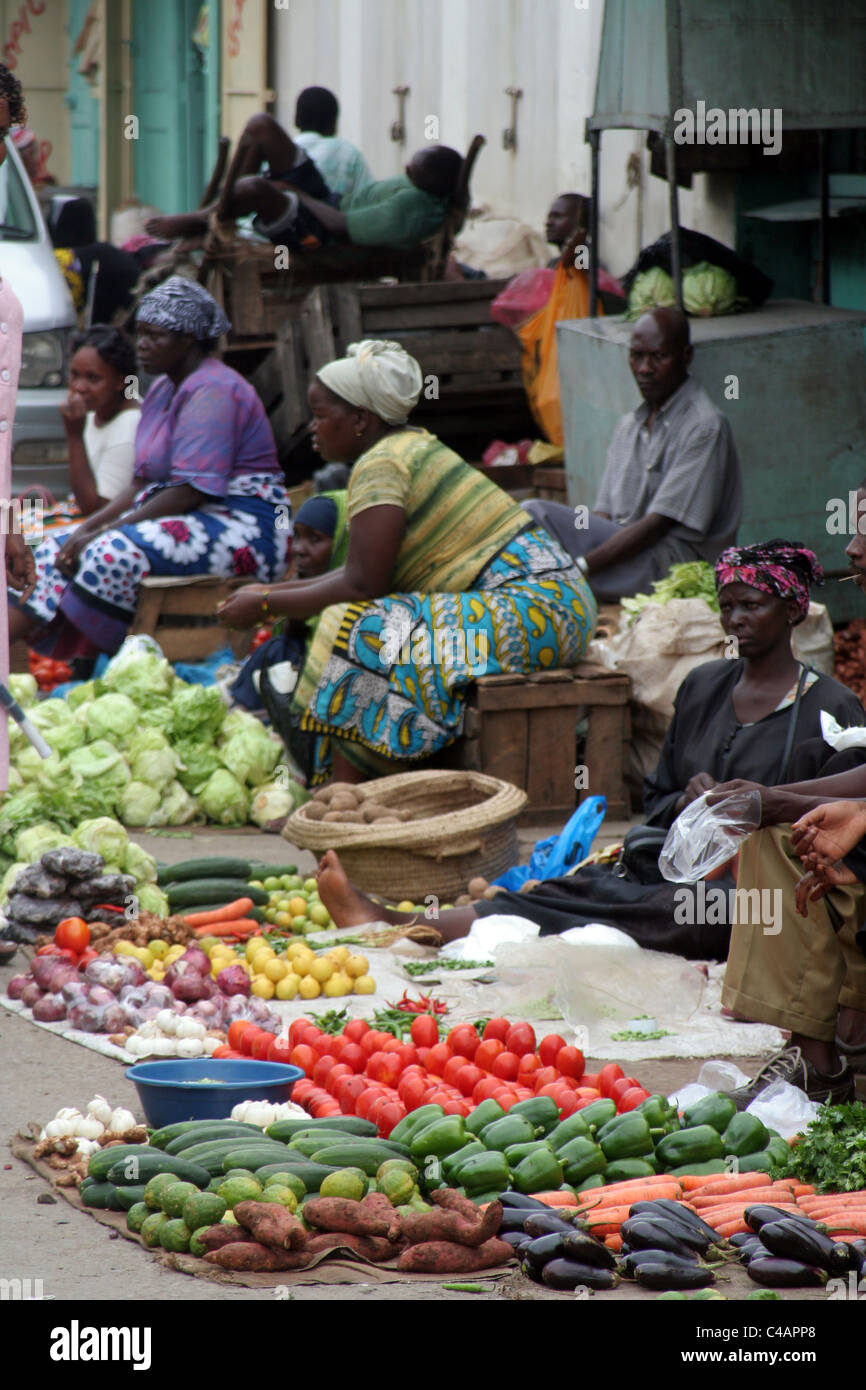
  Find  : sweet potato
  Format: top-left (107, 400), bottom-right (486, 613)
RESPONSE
top-left (197, 1225), bottom-right (252, 1253)
top-left (203, 1241), bottom-right (310, 1272)
top-left (304, 1232), bottom-right (399, 1263)
top-left (432, 1189), bottom-right (500, 1227)
top-left (233, 1200), bottom-right (306, 1251)
top-left (403, 1201), bottom-right (502, 1248)
top-left (360, 1191), bottom-right (403, 1241)
top-left (303, 1196), bottom-right (391, 1238)
top-left (396, 1237), bottom-right (515, 1273)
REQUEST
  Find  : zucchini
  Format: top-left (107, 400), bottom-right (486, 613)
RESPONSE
top-left (88, 1143), bottom-right (153, 1182)
top-left (167, 878), bottom-right (269, 910)
top-left (114, 1184), bottom-right (148, 1211)
top-left (105, 1152), bottom-right (210, 1188)
top-left (310, 1141), bottom-right (411, 1176)
top-left (220, 1145), bottom-right (295, 1174)
top-left (266, 1115), bottom-right (377, 1143)
top-left (164, 1122), bottom-right (262, 1155)
top-left (156, 856), bottom-right (253, 887)
top-left (80, 1181), bottom-right (125, 1211)
top-left (253, 1160), bottom-right (338, 1190)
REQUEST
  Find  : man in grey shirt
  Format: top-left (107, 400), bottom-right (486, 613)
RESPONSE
top-left (524, 307), bottom-right (742, 601)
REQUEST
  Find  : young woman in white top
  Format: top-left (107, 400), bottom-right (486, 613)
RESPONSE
top-left (60, 326), bottom-right (140, 515)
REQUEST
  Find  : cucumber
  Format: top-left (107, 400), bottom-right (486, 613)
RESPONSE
top-left (105, 1152), bottom-right (210, 1188)
top-left (164, 1122), bottom-right (262, 1155)
top-left (80, 1181), bottom-right (125, 1211)
top-left (221, 1146), bottom-right (295, 1174)
top-left (287, 1131), bottom-right (370, 1158)
top-left (150, 1120), bottom-right (230, 1149)
top-left (114, 1184), bottom-right (148, 1211)
top-left (167, 878), bottom-right (269, 910)
top-left (266, 1115), bottom-right (377, 1143)
top-left (156, 856), bottom-right (253, 887)
top-left (88, 1144), bottom-right (153, 1182)
top-left (310, 1142), bottom-right (411, 1176)
top-left (248, 862), bottom-right (298, 879)
top-left (182, 1141), bottom-right (285, 1176)
top-left (253, 1160), bottom-right (338, 1191)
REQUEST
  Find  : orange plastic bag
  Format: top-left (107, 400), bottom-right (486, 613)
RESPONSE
top-left (517, 264), bottom-right (601, 445)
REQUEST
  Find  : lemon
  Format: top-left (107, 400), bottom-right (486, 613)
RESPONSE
top-left (308, 903), bottom-right (330, 927)
top-left (287, 896), bottom-right (308, 918)
top-left (272, 912), bottom-right (291, 929)
top-left (309, 956), bottom-right (334, 984)
top-left (250, 949), bottom-right (274, 974)
top-left (245, 938), bottom-right (262, 962)
top-left (275, 972), bottom-right (301, 1000)
top-left (264, 957), bottom-right (288, 982)
top-left (344, 954), bottom-right (369, 979)
top-left (298, 975), bottom-right (321, 999)
top-left (148, 938), bottom-right (169, 959)
top-left (164, 945), bottom-right (184, 963)
top-left (352, 974), bottom-right (376, 995)
top-left (291, 915), bottom-right (309, 933)
top-left (397, 900), bottom-right (416, 913)
top-left (292, 951), bottom-right (316, 977)
top-left (324, 972), bottom-right (353, 997)
top-left (286, 939), bottom-right (308, 959)
top-left (114, 940), bottom-right (137, 957)
top-left (327, 945), bottom-right (350, 966)
top-left (251, 975), bottom-right (275, 999)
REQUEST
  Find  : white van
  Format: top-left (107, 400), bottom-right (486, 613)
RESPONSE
top-left (0, 139), bottom-right (75, 498)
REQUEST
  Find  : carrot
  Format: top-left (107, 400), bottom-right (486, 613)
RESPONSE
top-left (530, 1191), bottom-right (579, 1208)
top-left (185, 898), bottom-right (254, 927)
top-left (679, 1174), bottom-right (718, 1192)
top-left (194, 919), bottom-right (260, 938)
top-left (821, 1214), bottom-right (866, 1234)
top-left (698, 1202), bottom-right (801, 1228)
top-left (692, 1186), bottom-right (793, 1208)
top-left (687, 1172), bottom-right (776, 1198)
top-left (579, 1204), bottom-right (634, 1235)
top-left (714, 1218), bottom-right (751, 1238)
top-left (791, 1184), bottom-right (816, 1197)
top-left (576, 1181), bottom-right (681, 1208)
top-left (604, 1233), bottom-right (623, 1252)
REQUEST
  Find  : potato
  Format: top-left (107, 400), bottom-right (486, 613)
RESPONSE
top-left (323, 811), bottom-right (347, 822)
top-left (468, 877), bottom-right (489, 898)
top-left (313, 786), bottom-right (335, 804)
top-left (329, 792), bottom-right (360, 812)
top-left (455, 894), bottom-right (473, 907)
top-left (327, 782), bottom-right (362, 799)
top-left (482, 886), bottom-right (502, 900)
top-left (303, 802), bottom-right (327, 820)
top-left (332, 811), bottom-right (365, 823)
top-left (363, 804), bottom-right (393, 822)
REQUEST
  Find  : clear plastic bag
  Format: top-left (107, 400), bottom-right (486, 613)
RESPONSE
top-left (659, 790), bottom-right (762, 883)
top-left (744, 1079), bottom-right (821, 1139)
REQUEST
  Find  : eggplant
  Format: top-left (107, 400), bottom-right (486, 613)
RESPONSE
top-left (739, 1238), bottom-right (770, 1262)
top-left (728, 1231), bottom-right (757, 1249)
top-left (499, 1209), bottom-right (535, 1235)
top-left (520, 1258), bottom-right (542, 1284)
top-left (522, 1212), bottom-right (577, 1239)
top-left (561, 1230), bottom-right (618, 1270)
top-left (499, 1192), bottom-right (549, 1211)
top-left (759, 1219), bottom-right (850, 1274)
top-left (541, 1259), bottom-right (620, 1291)
top-left (621, 1248), bottom-right (699, 1275)
top-left (747, 1257), bottom-right (828, 1288)
top-left (523, 1233), bottom-right (567, 1272)
top-left (629, 1198), bottom-right (720, 1244)
top-left (500, 1231), bottom-right (532, 1253)
top-left (745, 1204), bottom-right (817, 1233)
top-left (620, 1218), bottom-right (707, 1260)
top-left (635, 1261), bottom-right (715, 1290)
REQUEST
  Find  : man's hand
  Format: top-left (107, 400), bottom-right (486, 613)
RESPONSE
top-left (795, 862), bottom-right (859, 916)
top-left (791, 800), bottom-right (866, 868)
top-left (675, 772), bottom-right (718, 813)
top-left (216, 587), bottom-right (268, 630)
top-left (707, 779), bottom-right (791, 827)
top-left (5, 532), bottom-right (35, 597)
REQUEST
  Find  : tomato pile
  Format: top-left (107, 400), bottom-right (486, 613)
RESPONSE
top-left (28, 652), bottom-right (73, 692)
top-left (36, 916), bottom-right (97, 969)
top-left (222, 1015), bottom-right (651, 1137)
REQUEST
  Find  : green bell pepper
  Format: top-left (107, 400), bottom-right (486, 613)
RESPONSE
top-left (597, 1113), bottom-right (654, 1161)
top-left (409, 1115), bottom-right (467, 1162)
top-left (512, 1148), bottom-right (564, 1195)
top-left (479, 1114), bottom-right (536, 1151)
top-left (508, 1097), bottom-right (560, 1133)
top-left (682, 1091), bottom-right (737, 1134)
top-left (390, 1104), bottom-right (445, 1146)
top-left (450, 1149), bottom-right (510, 1196)
top-left (766, 1136), bottom-right (791, 1166)
top-left (577, 1099), bottom-right (617, 1131)
top-left (722, 1112), bottom-right (769, 1159)
top-left (604, 1157), bottom-right (659, 1183)
top-left (667, 1159), bottom-right (728, 1179)
top-left (548, 1112), bottom-right (591, 1151)
top-left (441, 1141), bottom-right (486, 1183)
top-left (556, 1136), bottom-right (607, 1186)
top-left (464, 1100), bottom-right (506, 1137)
top-left (504, 1140), bottom-right (554, 1167)
top-left (731, 1149), bottom-right (773, 1174)
top-left (574, 1173), bottom-right (605, 1192)
top-left (637, 1094), bottom-right (680, 1131)
top-left (655, 1124), bottom-right (724, 1170)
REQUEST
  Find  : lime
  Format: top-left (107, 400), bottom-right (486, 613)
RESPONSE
top-left (263, 876), bottom-right (282, 891)
top-left (308, 903), bottom-right (330, 927)
top-left (303, 877), bottom-right (318, 893)
top-left (291, 915), bottom-right (308, 932)
top-left (279, 874), bottom-right (295, 890)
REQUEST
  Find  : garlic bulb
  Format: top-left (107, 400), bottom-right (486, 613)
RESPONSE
top-left (176, 1037), bottom-right (204, 1058)
top-left (152, 1037), bottom-right (177, 1057)
top-left (74, 1115), bottom-right (105, 1141)
top-left (45, 1109), bottom-right (84, 1139)
top-left (75, 1137), bottom-right (101, 1157)
top-left (86, 1095), bottom-right (113, 1126)
top-left (108, 1108), bottom-right (136, 1134)
top-left (155, 1009), bottom-right (178, 1036)
top-left (201, 1036), bottom-right (219, 1056)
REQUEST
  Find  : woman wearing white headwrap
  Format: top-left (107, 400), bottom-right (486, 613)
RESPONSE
top-left (218, 339), bottom-right (597, 783)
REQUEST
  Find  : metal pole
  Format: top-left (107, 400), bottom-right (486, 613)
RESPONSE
top-left (818, 129), bottom-right (831, 304)
top-left (589, 128), bottom-right (600, 317)
top-left (665, 133), bottom-right (682, 309)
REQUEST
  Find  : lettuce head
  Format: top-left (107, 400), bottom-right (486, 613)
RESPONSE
top-left (197, 769), bottom-right (249, 827)
top-left (72, 817), bottom-right (129, 865)
top-left (117, 780), bottom-right (163, 827)
top-left (84, 693), bottom-right (140, 743)
top-left (170, 684), bottom-right (226, 741)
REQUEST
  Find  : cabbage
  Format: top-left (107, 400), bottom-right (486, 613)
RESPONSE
top-left (219, 728), bottom-right (281, 787)
top-left (72, 816), bottom-right (129, 865)
top-left (626, 266), bottom-right (676, 319)
top-left (117, 780), bottom-right (162, 827)
top-left (68, 740), bottom-right (131, 794)
top-left (136, 695), bottom-right (175, 729)
top-left (249, 781), bottom-right (294, 827)
top-left (0, 860), bottom-right (27, 901)
top-left (123, 840), bottom-right (158, 884)
top-left (15, 745), bottom-right (45, 782)
top-left (9, 675), bottom-right (37, 706)
top-left (84, 692), bottom-right (140, 743)
top-left (130, 744), bottom-right (179, 791)
top-left (135, 883), bottom-right (170, 917)
top-left (35, 754), bottom-right (70, 796)
top-left (682, 260), bottom-right (741, 317)
top-left (621, 560), bottom-right (720, 625)
top-left (66, 678), bottom-right (104, 711)
top-left (102, 649), bottom-right (174, 701)
top-left (197, 769), bottom-right (249, 827)
top-left (126, 728), bottom-right (172, 761)
top-left (174, 738), bottom-right (225, 794)
top-left (42, 719), bottom-right (86, 757)
top-left (171, 684), bottom-right (226, 741)
top-left (145, 779), bottom-right (199, 827)
top-left (220, 708), bottom-right (271, 740)
top-left (15, 822), bottom-right (70, 861)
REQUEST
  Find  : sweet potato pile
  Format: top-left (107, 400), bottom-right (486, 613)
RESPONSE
top-left (200, 1189), bottom-right (513, 1274)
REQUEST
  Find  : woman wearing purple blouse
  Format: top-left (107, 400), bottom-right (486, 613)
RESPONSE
top-left (8, 278), bottom-right (290, 660)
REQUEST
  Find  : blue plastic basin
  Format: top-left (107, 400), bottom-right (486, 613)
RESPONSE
top-left (125, 1058), bottom-right (305, 1128)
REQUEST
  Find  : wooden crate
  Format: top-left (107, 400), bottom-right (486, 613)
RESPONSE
top-left (458, 665), bottom-right (632, 822)
top-left (131, 576), bottom-right (254, 662)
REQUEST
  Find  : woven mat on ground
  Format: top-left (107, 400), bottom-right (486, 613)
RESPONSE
top-left (9, 1136), bottom-right (512, 1289)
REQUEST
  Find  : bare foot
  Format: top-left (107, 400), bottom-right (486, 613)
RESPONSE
top-left (145, 212), bottom-right (210, 239)
top-left (317, 849), bottom-right (399, 929)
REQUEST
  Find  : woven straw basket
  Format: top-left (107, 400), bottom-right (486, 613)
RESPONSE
top-left (283, 770), bottom-right (527, 901)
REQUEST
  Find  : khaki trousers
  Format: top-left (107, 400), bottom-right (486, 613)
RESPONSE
top-left (722, 826), bottom-right (866, 1041)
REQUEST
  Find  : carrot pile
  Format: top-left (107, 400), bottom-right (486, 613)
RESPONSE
top-left (186, 898), bottom-right (262, 940)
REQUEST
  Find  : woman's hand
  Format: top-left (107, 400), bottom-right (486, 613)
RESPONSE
top-left (55, 528), bottom-right (96, 579)
top-left (791, 801), bottom-right (866, 867)
top-left (707, 778), bottom-right (790, 826)
top-left (5, 533), bottom-right (35, 597)
top-left (675, 772), bottom-right (718, 813)
top-left (216, 586), bottom-right (269, 630)
top-left (795, 862), bottom-right (858, 917)
top-left (60, 391), bottom-right (86, 437)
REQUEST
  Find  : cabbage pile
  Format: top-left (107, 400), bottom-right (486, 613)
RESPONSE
top-left (1, 648), bottom-right (308, 854)
top-left (626, 261), bottom-right (746, 320)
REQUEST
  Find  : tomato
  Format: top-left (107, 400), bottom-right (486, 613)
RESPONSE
top-left (344, 1018), bottom-right (370, 1043)
top-left (339, 1042), bottom-right (365, 1074)
top-left (291, 1078), bottom-right (316, 1105)
top-left (427, 1042), bottom-right (453, 1073)
top-left (77, 947), bottom-right (99, 969)
top-left (536, 1083), bottom-right (563, 1101)
top-left (415, 1046), bottom-right (432, 1069)
top-left (211, 1045), bottom-right (243, 1059)
top-left (550, 1082), bottom-right (575, 1108)
top-left (395, 1043), bottom-right (419, 1070)
top-left (310, 1033), bottom-right (337, 1059)
top-left (36, 944), bottom-right (62, 956)
top-left (326, 1035), bottom-right (346, 1059)
top-left (355, 1087), bottom-right (385, 1121)
top-left (581, 1073), bottom-right (599, 1090)
top-left (267, 1035), bottom-right (293, 1065)
top-left (474, 1039), bottom-right (505, 1072)
top-left (361, 1030), bottom-right (393, 1058)
top-left (454, 1064), bottom-right (483, 1097)
top-left (289, 1043), bottom-right (316, 1075)
top-left (410, 1014), bottom-right (439, 1049)
top-left (398, 1073), bottom-right (428, 1109)
top-left (575, 1096), bottom-right (602, 1111)
top-left (472, 1076), bottom-right (503, 1104)
top-left (537, 1033), bottom-right (568, 1067)
top-left (517, 1053), bottom-right (542, 1079)
top-left (238, 1027), bottom-right (264, 1056)
top-left (288, 1019), bottom-right (315, 1048)
top-left (492, 1088), bottom-right (517, 1111)
top-left (382, 1036), bottom-right (405, 1053)
top-left (483, 1017), bottom-right (511, 1043)
top-left (251, 1033), bottom-right (275, 1061)
top-left (618, 1086), bottom-right (651, 1112)
top-left (505, 1021), bottom-right (536, 1057)
top-left (447, 1024), bottom-right (480, 1060)
top-left (443, 1098), bottom-right (471, 1117)
top-left (314, 1101), bottom-right (342, 1118)
top-left (532, 1066), bottom-right (559, 1092)
top-left (366, 1051), bottom-right (402, 1087)
top-left (610, 1076), bottom-right (640, 1105)
top-left (324, 1063), bottom-right (352, 1095)
top-left (597, 1063), bottom-right (625, 1097)
top-left (313, 1054), bottom-right (338, 1085)
top-left (576, 1087), bottom-right (601, 1099)
top-left (556, 1046), bottom-right (586, 1080)
top-left (491, 1051), bottom-right (520, 1081)
top-left (55, 922), bottom-right (90, 956)
top-left (437, 1054), bottom-right (463, 1088)
top-left (336, 1075), bottom-right (368, 1113)
top-left (556, 1090), bottom-right (581, 1117)
top-left (228, 1020), bottom-right (257, 1051)
top-left (377, 1101), bottom-right (407, 1137)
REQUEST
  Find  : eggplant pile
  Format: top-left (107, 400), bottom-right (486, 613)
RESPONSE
top-left (735, 1204), bottom-right (865, 1288)
top-left (618, 1199), bottom-right (721, 1289)
top-left (499, 1195), bottom-right (620, 1291)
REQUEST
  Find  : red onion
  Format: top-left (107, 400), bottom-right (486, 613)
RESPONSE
top-left (61, 980), bottom-right (89, 1005)
top-left (216, 964), bottom-right (251, 997)
top-left (103, 1003), bottom-right (131, 1032)
top-left (87, 985), bottom-right (115, 1007)
top-left (179, 946), bottom-right (211, 975)
top-left (68, 1002), bottom-right (106, 1033)
top-left (170, 971), bottom-right (215, 1003)
top-left (32, 994), bottom-right (67, 1023)
top-left (137, 1005), bottom-right (163, 1021)
top-left (142, 983), bottom-right (174, 1008)
top-left (84, 959), bottom-right (127, 993)
top-left (21, 981), bottom-right (44, 1009)
top-left (6, 974), bottom-right (29, 1000)
top-left (31, 956), bottom-right (78, 992)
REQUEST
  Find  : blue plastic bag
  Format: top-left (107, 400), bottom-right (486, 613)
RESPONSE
top-left (492, 796), bottom-right (607, 892)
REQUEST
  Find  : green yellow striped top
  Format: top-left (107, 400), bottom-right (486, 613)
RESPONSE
top-left (346, 428), bottom-right (530, 592)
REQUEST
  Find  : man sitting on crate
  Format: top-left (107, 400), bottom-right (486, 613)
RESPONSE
top-left (523, 306), bottom-right (743, 602)
top-left (146, 110), bottom-right (462, 254)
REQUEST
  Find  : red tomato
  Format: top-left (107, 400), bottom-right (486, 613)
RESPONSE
top-left (439, 1055), bottom-right (464, 1088)
top-left (597, 1063), bottom-right (625, 1097)
top-left (336, 1075), bottom-right (368, 1113)
top-left (251, 1033), bottom-right (275, 1061)
top-left (267, 1035), bottom-right (293, 1065)
top-left (556, 1046), bottom-right (586, 1080)
top-left (291, 1079), bottom-right (316, 1108)
top-left (313, 1054), bottom-right (338, 1086)
top-left (557, 1090), bottom-right (581, 1117)
top-left (344, 1018), bottom-right (370, 1043)
top-left (355, 1086), bottom-right (384, 1120)
top-left (36, 943), bottom-right (63, 956)
top-left (377, 1101), bottom-right (407, 1136)
top-left (326, 1035), bottom-right (346, 1059)
top-left (77, 947), bottom-right (99, 969)
top-left (427, 1042), bottom-right (453, 1074)
top-left (447, 1024), bottom-right (480, 1060)
top-left (211, 1045), bottom-right (243, 1059)
top-left (361, 1030), bottom-right (393, 1058)
top-left (454, 1064), bottom-right (483, 1097)
top-left (492, 1088), bottom-right (517, 1111)
top-left (339, 1042), bottom-right (365, 1074)
top-left (581, 1073), bottom-right (599, 1090)
top-left (517, 1053), bottom-right (542, 1079)
top-left (398, 1073), bottom-right (428, 1109)
top-left (474, 1039), bottom-right (505, 1072)
top-left (618, 1087), bottom-right (651, 1112)
top-left (576, 1087), bottom-right (601, 1099)
top-left (395, 1043), bottom-right (419, 1070)
top-left (575, 1096), bottom-right (602, 1111)
top-left (483, 1017), bottom-right (511, 1043)
top-left (382, 1036), bottom-right (405, 1053)
top-left (537, 1033), bottom-right (568, 1067)
top-left (513, 1085), bottom-right (535, 1100)
top-left (550, 1082), bottom-right (575, 1109)
top-left (366, 1051), bottom-right (402, 1087)
top-left (239, 1027), bottom-right (265, 1057)
top-left (532, 1066), bottom-right (559, 1092)
top-left (415, 1047), bottom-right (432, 1069)
top-left (38, 944), bottom-right (79, 964)
top-left (472, 1076), bottom-right (503, 1105)
top-left (536, 1083), bottom-right (562, 1101)
top-left (610, 1076), bottom-right (639, 1105)
top-left (410, 1014), bottom-right (439, 1049)
top-left (288, 1019), bottom-right (315, 1048)
top-left (442, 1098), bottom-right (471, 1117)
top-left (505, 1021), bottom-right (536, 1057)
top-left (55, 917), bottom-right (90, 954)
top-left (491, 1051), bottom-right (520, 1081)
top-left (289, 1043), bottom-right (316, 1075)
top-left (310, 1033), bottom-right (337, 1059)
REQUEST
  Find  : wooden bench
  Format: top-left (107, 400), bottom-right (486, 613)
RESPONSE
top-left (131, 576), bottom-right (254, 663)
top-left (454, 664), bottom-right (632, 822)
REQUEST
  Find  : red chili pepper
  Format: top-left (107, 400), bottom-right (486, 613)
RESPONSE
top-left (387, 989), bottom-right (448, 1015)
top-left (94, 904), bottom-right (125, 914)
